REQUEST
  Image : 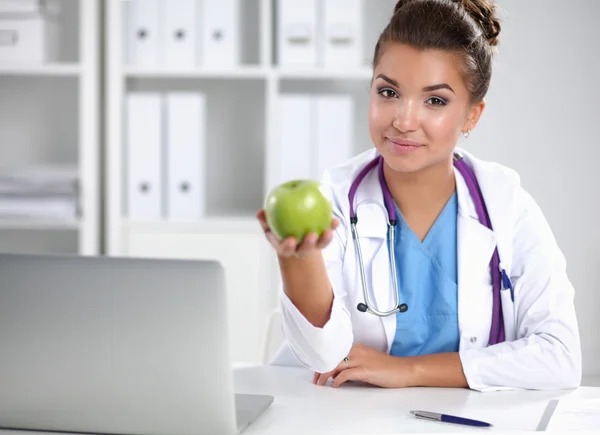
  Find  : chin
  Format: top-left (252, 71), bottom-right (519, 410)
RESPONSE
top-left (384, 157), bottom-right (428, 174)
top-left (376, 146), bottom-right (428, 173)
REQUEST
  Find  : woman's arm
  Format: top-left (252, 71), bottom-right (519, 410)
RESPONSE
top-left (269, 177), bottom-right (355, 374)
top-left (278, 252), bottom-right (334, 328)
top-left (458, 189), bottom-right (582, 392)
top-left (409, 352), bottom-right (468, 388)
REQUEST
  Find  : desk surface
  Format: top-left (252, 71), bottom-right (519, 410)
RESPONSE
top-left (0, 365), bottom-right (597, 435)
top-left (234, 365), bottom-right (600, 434)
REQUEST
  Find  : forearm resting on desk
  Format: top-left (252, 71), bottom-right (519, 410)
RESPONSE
top-left (407, 352), bottom-right (469, 388)
top-left (279, 252), bottom-right (334, 328)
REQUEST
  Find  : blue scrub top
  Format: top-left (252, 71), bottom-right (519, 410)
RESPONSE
top-left (388, 192), bottom-right (460, 357)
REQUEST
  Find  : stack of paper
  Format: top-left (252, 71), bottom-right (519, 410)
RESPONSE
top-left (0, 166), bottom-right (79, 221)
top-left (539, 398), bottom-right (600, 431)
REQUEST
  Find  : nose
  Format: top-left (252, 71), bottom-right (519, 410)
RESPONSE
top-left (392, 99), bottom-right (419, 133)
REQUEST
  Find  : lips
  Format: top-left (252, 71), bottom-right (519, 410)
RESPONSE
top-left (387, 138), bottom-right (422, 147)
top-left (386, 138), bottom-right (423, 155)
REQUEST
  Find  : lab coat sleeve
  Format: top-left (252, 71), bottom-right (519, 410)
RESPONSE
top-left (459, 189), bottom-right (582, 392)
top-left (279, 176), bottom-right (354, 374)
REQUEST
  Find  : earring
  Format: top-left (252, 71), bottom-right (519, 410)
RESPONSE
top-left (463, 129), bottom-right (471, 139)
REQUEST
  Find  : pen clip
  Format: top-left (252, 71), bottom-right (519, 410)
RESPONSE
top-left (410, 410), bottom-right (440, 422)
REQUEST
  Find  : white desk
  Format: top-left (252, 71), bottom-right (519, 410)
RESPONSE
top-left (234, 365), bottom-right (600, 434)
top-left (0, 365), bottom-right (597, 435)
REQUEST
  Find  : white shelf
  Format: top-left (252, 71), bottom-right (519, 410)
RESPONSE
top-left (0, 218), bottom-right (80, 231)
top-left (276, 67), bottom-right (373, 80)
top-left (123, 216), bottom-right (259, 234)
top-left (123, 66), bottom-right (374, 81)
top-left (0, 63), bottom-right (81, 77)
top-left (125, 66), bottom-right (268, 79)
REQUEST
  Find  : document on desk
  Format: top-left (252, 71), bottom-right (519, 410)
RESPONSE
top-left (538, 398), bottom-right (600, 431)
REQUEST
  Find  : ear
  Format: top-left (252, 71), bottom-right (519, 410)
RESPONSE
top-left (462, 99), bottom-right (486, 134)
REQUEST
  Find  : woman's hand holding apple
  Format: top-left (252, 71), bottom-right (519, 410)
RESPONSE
top-left (256, 179), bottom-right (339, 258)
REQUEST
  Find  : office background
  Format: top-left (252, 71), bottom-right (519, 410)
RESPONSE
top-left (0, 0), bottom-right (598, 383)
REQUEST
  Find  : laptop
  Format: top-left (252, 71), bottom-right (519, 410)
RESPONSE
top-left (0, 253), bottom-right (273, 435)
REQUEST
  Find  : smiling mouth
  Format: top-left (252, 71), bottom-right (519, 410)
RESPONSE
top-left (387, 138), bottom-right (422, 147)
top-left (386, 138), bottom-right (423, 154)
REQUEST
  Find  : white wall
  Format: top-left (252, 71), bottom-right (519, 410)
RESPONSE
top-left (464, 0), bottom-right (600, 380)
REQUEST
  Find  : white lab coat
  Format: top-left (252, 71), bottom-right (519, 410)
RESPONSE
top-left (274, 147), bottom-right (582, 392)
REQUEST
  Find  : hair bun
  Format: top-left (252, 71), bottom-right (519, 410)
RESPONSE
top-left (459, 0), bottom-right (501, 46)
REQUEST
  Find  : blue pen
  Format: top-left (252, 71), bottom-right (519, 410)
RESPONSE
top-left (410, 410), bottom-right (493, 427)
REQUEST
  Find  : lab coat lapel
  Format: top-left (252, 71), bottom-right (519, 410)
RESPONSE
top-left (455, 165), bottom-right (497, 341)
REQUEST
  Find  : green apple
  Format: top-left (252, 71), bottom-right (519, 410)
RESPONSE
top-left (264, 179), bottom-right (333, 243)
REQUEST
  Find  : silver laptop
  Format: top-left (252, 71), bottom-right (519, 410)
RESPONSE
top-left (0, 253), bottom-right (273, 435)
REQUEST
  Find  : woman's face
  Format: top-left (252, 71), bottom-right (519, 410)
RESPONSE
top-left (368, 42), bottom-right (484, 174)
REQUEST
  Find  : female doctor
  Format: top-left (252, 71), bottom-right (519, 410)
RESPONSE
top-left (257, 0), bottom-right (582, 392)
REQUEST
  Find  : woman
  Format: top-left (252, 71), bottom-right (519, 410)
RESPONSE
top-left (257, 0), bottom-right (582, 392)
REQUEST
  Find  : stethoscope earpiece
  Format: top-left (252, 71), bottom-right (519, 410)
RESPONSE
top-left (398, 304), bottom-right (408, 313)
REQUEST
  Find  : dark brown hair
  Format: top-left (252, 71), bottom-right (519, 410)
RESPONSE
top-left (373, 0), bottom-right (502, 103)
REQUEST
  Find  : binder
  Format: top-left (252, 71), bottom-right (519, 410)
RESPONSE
top-left (277, 0), bottom-right (318, 66)
top-left (271, 95), bottom-right (312, 190)
top-left (126, 93), bottom-right (162, 221)
top-left (314, 95), bottom-right (354, 179)
top-left (0, 13), bottom-right (59, 63)
top-left (165, 92), bottom-right (207, 221)
top-left (162, 0), bottom-right (197, 67)
top-left (124, 0), bottom-right (160, 66)
top-left (199, 0), bottom-right (240, 66)
top-left (322, 0), bottom-right (364, 67)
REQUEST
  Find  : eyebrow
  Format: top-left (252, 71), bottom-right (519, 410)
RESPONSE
top-left (375, 74), bottom-right (455, 94)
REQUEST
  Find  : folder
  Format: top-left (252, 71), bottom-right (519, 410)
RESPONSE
top-left (0, 13), bottom-right (59, 63)
top-left (124, 0), bottom-right (160, 66)
top-left (165, 92), bottom-right (207, 221)
top-left (199, 0), bottom-right (240, 66)
top-left (277, 0), bottom-right (318, 66)
top-left (322, 0), bottom-right (364, 67)
top-left (314, 95), bottom-right (354, 179)
top-left (126, 93), bottom-right (163, 221)
top-left (162, 0), bottom-right (197, 67)
top-left (271, 95), bottom-right (312, 190)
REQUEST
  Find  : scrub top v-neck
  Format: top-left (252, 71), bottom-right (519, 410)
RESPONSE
top-left (388, 192), bottom-right (460, 357)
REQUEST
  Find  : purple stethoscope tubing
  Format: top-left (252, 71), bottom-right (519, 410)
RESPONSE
top-left (347, 152), bottom-right (512, 346)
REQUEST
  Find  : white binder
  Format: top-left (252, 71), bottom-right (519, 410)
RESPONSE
top-left (126, 93), bottom-right (163, 221)
top-left (314, 95), bottom-right (354, 179)
top-left (165, 92), bottom-right (207, 221)
top-left (162, 0), bottom-right (197, 67)
top-left (271, 95), bottom-right (312, 190)
top-left (200, 0), bottom-right (240, 66)
top-left (277, 0), bottom-right (318, 66)
top-left (125, 0), bottom-right (160, 66)
top-left (322, 0), bottom-right (364, 67)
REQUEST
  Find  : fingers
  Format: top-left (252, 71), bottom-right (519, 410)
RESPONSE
top-left (313, 368), bottom-right (342, 386)
top-left (313, 359), bottom-right (346, 386)
top-left (314, 371), bottom-right (333, 386)
top-left (332, 368), bottom-right (361, 388)
top-left (256, 209), bottom-right (340, 257)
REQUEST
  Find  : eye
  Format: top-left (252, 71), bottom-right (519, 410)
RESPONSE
top-left (426, 96), bottom-right (447, 106)
top-left (377, 87), bottom-right (398, 99)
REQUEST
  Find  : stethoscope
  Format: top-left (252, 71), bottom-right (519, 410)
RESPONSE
top-left (347, 151), bottom-right (513, 345)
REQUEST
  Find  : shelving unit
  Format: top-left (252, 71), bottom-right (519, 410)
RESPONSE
top-left (0, 0), bottom-right (100, 256)
top-left (104, 0), bottom-right (396, 364)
